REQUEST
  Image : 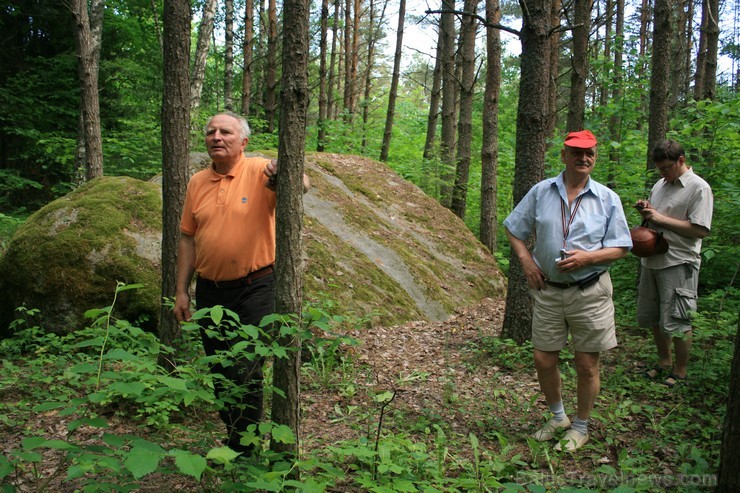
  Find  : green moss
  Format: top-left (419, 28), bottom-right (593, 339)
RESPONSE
top-left (0, 176), bottom-right (162, 335)
top-left (303, 220), bottom-right (421, 326)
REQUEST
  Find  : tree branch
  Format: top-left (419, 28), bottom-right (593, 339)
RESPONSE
top-left (425, 9), bottom-right (521, 38)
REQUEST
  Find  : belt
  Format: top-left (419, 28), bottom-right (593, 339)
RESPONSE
top-left (198, 265), bottom-right (274, 289)
top-left (546, 270), bottom-right (605, 290)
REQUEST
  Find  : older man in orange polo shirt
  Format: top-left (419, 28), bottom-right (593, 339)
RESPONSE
top-left (174, 111), bottom-right (309, 455)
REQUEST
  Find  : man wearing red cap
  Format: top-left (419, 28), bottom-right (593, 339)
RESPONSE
top-left (503, 130), bottom-right (632, 451)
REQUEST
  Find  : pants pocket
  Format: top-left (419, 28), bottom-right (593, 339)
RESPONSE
top-left (671, 287), bottom-right (697, 322)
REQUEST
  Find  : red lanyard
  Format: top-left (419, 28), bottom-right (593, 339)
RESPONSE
top-left (560, 194), bottom-right (584, 250)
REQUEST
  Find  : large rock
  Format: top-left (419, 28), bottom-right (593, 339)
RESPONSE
top-left (0, 152), bottom-right (506, 335)
top-left (0, 176), bottom-right (162, 335)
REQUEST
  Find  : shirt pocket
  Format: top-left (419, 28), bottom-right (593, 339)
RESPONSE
top-left (671, 287), bottom-right (697, 323)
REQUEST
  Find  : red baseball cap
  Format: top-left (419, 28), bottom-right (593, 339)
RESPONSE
top-left (564, 130), bottom-right (597, 148)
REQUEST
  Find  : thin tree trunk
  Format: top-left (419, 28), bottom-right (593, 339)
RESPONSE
top-left (545, 0), bottom-right (561, 137)
top-left (479, 0), bottom-right (502, 253)
top-left (669, 0), bottom-right (688, 109)
top-left (224, 0), bottom-right (235, 110)
top-left (502, 0), bottom-right (551, 344)
top-left (439, 0), bottom-right (456, 208)
top-left (271, 0), bottom-right (310, 463)
top-left (159, 0), bottom-right (190, 370)
top-left (700, 0), bottom-right (719, 101)
top-left (450, 0), bottom-right (480, 219)
top-left (241, 0), bottom-right (254, 116)
top-left (349, 0), bottom-right (361, 119)
top-left (72, 0), bottom-right (104, 181)
top-left (636, 0), bottom-right (651, 127)
top-left (328, 0), bottom-right (341, 120)
top-left (646, 0), bottom-right (672, 166)
top-left (694, 0), bottom-right (709, 100)
top-left (607, 0), bottom-right (624, 188)
top-left (363, 0), bottom-right (387, 152)
top-left (317, 0), bottom-right (330, 151)
top-left (190, 0), bottom-right (217, 117)
top-left (379, 0), bottom-right (405, 162)
top-left (343, 0), bottom-right (352, 118)
top-left (566, 0), bottom-right (591, 131)
top-left (423, 24), bottom-right (444, 162)
top-left (265, 0), bottom-right (279, 132)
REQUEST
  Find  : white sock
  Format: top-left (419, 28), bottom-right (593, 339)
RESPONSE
top-left (549, 401), bottom-right (567, 422)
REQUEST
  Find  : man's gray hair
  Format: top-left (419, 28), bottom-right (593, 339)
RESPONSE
top-left (205, 111), bottom-right (251, 140)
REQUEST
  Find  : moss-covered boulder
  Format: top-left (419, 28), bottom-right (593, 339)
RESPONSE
top-left (0, 176), bottom-right (162, 336)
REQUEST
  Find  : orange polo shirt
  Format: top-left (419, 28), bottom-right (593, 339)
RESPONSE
top-left (180, 155), bottom-right (276, 281)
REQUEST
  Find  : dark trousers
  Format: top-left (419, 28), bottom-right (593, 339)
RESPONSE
top-left (195, 274), bottom-right (275, 452)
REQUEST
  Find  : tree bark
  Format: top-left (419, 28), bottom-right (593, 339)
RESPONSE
top-left (265, 0), bottom-right (279, 132)
top-left (502, 0), bottom-right (551, 344)
top-left (159, 0), bottom-right (190, 370)
top-left (439, 0), bottom-right (456, 208)
top-left (450, 0), bottom-right (480, 219)
top-left (271, 0), bottom-right (310, 463)
top-left (190, 0), bottom-right (217, 117)
top-left (328, 0), bottom-right (341, 120)
top-left (565, 0), bottom-right (591, 132)
top-left (718, 325), bottom-right (740, 491)
top-left (479, 0), bottom-right (502, 253)
top-left (379, 0), bottom-right (405, 162)
top-left (343, 0), bottom-right (353, 119)
top-left (699, 0), bottom-right (719, 101)
top-left (545, 0), bottom-right (561, 138)
top-left (317, 0), bottom-right (330, 151)
top-left (607, 0), bottom-right (625, 188)
top-left (71, 0), bottom-right (104, 181)
top-left (224, 0), bottom-right (235, 110)
top-left (422, 22), bottom-right (444, 162)
top-left (241, 0), bottom-right (254, 116)
top-left (362, 0), bottom-right (387, 151)
top-left (647, 0), bottom-right (672, 167)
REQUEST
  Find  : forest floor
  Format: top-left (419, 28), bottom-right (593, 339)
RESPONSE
top-left (5, 293), bottom-right (723, 492)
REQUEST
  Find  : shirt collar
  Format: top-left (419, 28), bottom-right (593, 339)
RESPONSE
top-left (208, 154), bottom-right (245, 181)
top-left (553, 172), bottom-right (599, 200)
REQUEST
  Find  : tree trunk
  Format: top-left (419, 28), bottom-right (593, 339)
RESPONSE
top-left (159, 0), bottom-right (190, 370)
top-left (271, 0), bottom-right (310, 463)
top-left (566, 0), bottom-right (591, 132)
top-left (190, 0), bottom-right (217, 117)
top-left (241, 0), bottom-right (254, 116)
top-left (669, 0), bottom-right (688, 109)
top-left (317, 0), bottom-right (330, 151)
top-left (699, 0), bottom-right (719, 101)
top-left (362, 0), bottom-right (387, 152)
top-left (647, 0), bottom-right (672, 166)
top-left (379, 0), bottom-right (405, 162)
top-left (343, 0), bottom-right (353, 119)
top-left (328, 0), bottom-right (341, 120)
top-left (545, 0), bottom-right (561, 138)
top-left (636, 0), bottom-right (651, 127)
top-left (718, 326), bottom-right (740, 491)
top-left (502, 0), bottom-right (551, 344)
top-left (224, 0), bottom-right (235, 110)
top-left (600, 0), bottom-right (610, 109)
top-left (72, 0), bottom-right (104, 181)
top-left (265, 0), bottom-right (279, 132)
top-left (479, 0), bottom-right (502, 253)
top-left (422, 24), bottom-right (444, 162)
top-left (450, 0), bottom-right (480, 219)
top-left (693, 0), bottom-right (708, 100)
top-left (439, 0), bottom-right (456, 208)
top-left (607, 0), bottom-right (625, 188)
